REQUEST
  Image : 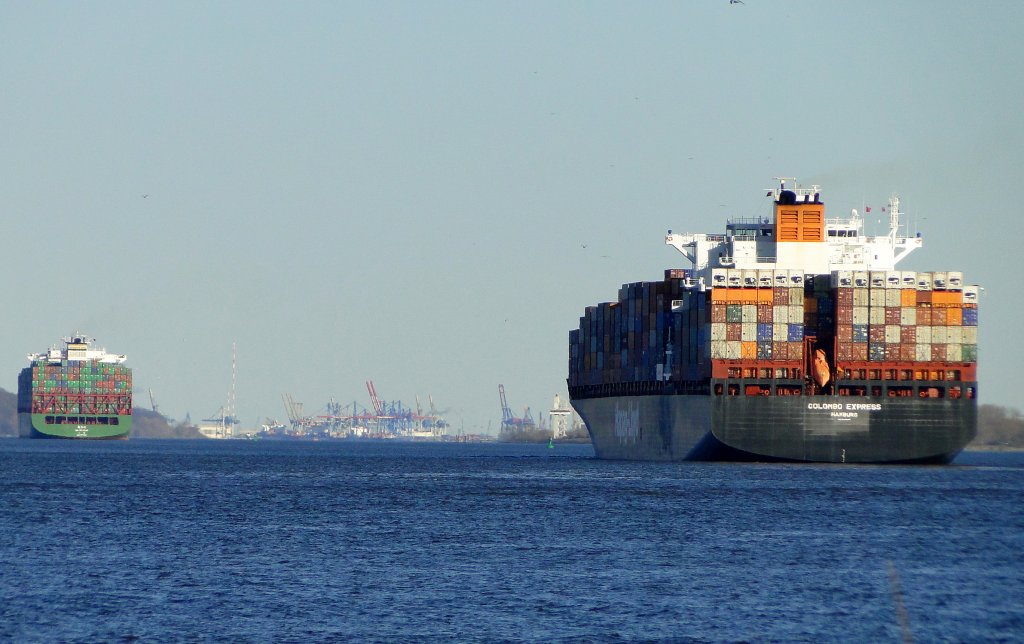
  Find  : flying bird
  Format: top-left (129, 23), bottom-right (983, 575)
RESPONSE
top-left (730, 0), bottom-right (743, 4)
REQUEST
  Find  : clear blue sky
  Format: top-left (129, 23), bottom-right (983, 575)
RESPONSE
top-left (2, 2), bottom-right (1021, 432)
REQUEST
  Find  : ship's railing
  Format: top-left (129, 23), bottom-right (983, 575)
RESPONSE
top-left (728, 216), bottom-right (771, 225)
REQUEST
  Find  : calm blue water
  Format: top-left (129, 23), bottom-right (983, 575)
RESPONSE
top-left (1, 440), bottom-right (1021, 642)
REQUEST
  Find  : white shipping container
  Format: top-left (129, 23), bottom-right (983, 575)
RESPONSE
top-left (790, 287), bottom-right (804, 304)
top-left (947, 327), bottom-right (963, 344)
top-left (963, 285), bottom-right (979, 304)
top-left (917, 272), bottom-right (933, 290)
top-left (790, 273), bottom-right (805, 288)
top-left (854, 271), bottom-right (869, 288)
top-left (711, 323), bottom-right (727, 341)
top-left (885, 325), bottom-right (901, 344)
top-left (869, 307), bottom-right (885, 325)
top-left (948, 271), bottom-right (963, 290)
top-left (742, 304), bottom-right (757, 322)
top-left (727, 269), bottom-right (742, 287)
top-left (885, 271), bottom-right (901, 288)
top-left (853, 307), bottom-right (870, 325)
top-left (774, 324), bottom-right (788, 342)
top-left (947, 344), bottom-right (962, 361)
top-left (741, 270), bottom-right (757, 288)
top-left (726, 341), bottom-right (742, 360)
top-left (774, 269), bottom-right (790, 287)
top-left (833, 270), bottom-right (853, 288)
top-left (916, 343), bottom-right (932, 361)
top-left (757, 270), bottom-right (773, 288)
top-left (933, 271), bottom-right (948, 290)
top-left (870, 271), bottom-right (886, 288)
top-left (900, 307), bottom-right (917, 326)
top-left (932, 326), bottom-right (948, 344)
top-left (963, 327), bottom-right (978, 344)
top-left (711, 268), bottom-right (728, 288)
top-left (774, 306), bottom-right (790, 324)
top-left (741, 323), bottom-right (756, 342)
top-left (853, 289), bottom-right (870, 307)
top-left (918, 326), bottom-right (933, 344)
top-left (711, 340), bottom-right (728, 359)
top-left (790, 304), bottom-right (805, 324)
top-left (901, 271), bottom-right (917, 288)
top-left (885, 289), bottom-right (901, 307)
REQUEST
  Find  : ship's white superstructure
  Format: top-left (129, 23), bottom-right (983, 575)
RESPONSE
top-left (29, 334), bottom-right (128, 364)
top-left (665, 179), bottom-right (923, 285)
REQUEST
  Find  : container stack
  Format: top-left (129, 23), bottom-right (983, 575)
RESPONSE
top-left (831, 270), bottom-right (978, 368)
top-left (708, 269), bottom-right (805, 367)
top-left (568, 270), bottom-right (709, 388)
top-left (569, 266), bottom-right (979, 390)
top-left (26, 361), bottom-right (133, 415)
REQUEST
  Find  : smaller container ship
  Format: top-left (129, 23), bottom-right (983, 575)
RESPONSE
top-left (18, 334), bottom-right (132, 439)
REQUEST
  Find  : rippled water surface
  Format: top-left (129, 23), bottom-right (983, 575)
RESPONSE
top-left (1, 440), bottom-right (1022, 642)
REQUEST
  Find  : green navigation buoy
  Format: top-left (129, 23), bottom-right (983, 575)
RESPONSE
top-left (548, 438), bottom-right (554, 449)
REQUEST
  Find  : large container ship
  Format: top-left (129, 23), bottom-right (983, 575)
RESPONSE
top-left (17, 335), bottom-right (133, 439)
top-left (568, 179), bottom-right (978, 463)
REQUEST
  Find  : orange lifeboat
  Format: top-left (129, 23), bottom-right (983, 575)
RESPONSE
top-left (813, 348), bottom-right (831, 389)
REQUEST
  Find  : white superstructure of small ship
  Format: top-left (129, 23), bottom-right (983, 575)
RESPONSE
top-left (29, 334), bottom-right (128, 364)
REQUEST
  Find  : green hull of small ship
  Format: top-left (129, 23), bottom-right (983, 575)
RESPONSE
top-left (19, 412), bottom-right (131, 439)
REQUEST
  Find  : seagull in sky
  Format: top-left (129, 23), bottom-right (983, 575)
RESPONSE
top-left (730, 0), bottom-right (743, 4)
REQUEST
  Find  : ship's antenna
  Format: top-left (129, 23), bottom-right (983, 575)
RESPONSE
top-left (888, 195), bottom-right (901, 244)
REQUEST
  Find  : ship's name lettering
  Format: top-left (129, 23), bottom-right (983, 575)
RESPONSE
top-left (614, 402), bottom-right (641, 444)
top-left (807, 403), bottom-right (882, 412)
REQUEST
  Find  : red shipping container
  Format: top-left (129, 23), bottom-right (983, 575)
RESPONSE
top-left (900, 326), bottom-right (917, 343)
top-left (711, 304), bottom-right (727, 323)
top-left (917, 307), bottom-right (933, 326)
top-left (726, 323), bottom-right (742, 341)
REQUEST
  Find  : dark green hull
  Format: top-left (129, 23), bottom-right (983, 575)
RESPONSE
top-left (18, 412), bottom-right (131, 439)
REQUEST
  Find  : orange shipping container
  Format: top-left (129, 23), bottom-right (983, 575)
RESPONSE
top-left (932, 291), bottom-right (963, 305)
top-left (741, 342), bottom-right (757, 359)
top-left (727, 288), bottom-right (758, 303)
top-left (947, 307), bottom-right (963, 326)
top-left (900, 289), bottom-right (917, 306)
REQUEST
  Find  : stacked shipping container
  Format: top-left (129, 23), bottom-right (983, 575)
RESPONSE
top-left (569, 268), bottom-right (978, 392)
top-left (23, 361), bottom-right (133, 416)
top-left (831, 270), bottom-right (977, 366)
